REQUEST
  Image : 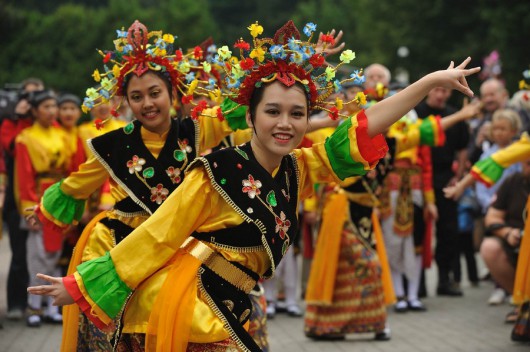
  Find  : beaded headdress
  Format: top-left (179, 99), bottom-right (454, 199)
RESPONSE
top-left (82, 20), bottom-right (219, 124)
top-left (196, 20), bottom-right (366, 121)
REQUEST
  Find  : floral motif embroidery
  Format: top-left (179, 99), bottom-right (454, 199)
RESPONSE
top-left (174, 139), bottom-right (193, 162)
top-left (166, 166), bottom-right (182, 184)
top-left (275, 211), bottom-right (291, 239)
top-left (242, 174), bottom-right (262, 199)
top-left (150, 183), bottom-right (169, 204)
top-left (127, 155), bottom-right (146, 174)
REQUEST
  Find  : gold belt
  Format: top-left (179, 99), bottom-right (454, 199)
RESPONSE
top-left (182, 237), bottom-right (257, 294)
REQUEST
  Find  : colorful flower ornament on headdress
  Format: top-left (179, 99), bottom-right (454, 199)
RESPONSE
top-left (82, 20), bottom-right (219, 127)
top-left (198, 20), bottom-right (366, 120)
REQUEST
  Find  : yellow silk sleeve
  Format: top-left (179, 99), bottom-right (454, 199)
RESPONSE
top-left (304, 127), bottom-right (335, 144)
top-left (293, 143), bottom-right (342, 201)
top-left (60, 157), bottom-right (110, 200)
top-left (491, 132), bottom-right (530, 168)
top-left (109, 167), bottom-right (217, 289)
top-left (197, 107), bottom-right (235, 152)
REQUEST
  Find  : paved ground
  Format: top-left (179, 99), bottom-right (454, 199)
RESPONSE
top-left (0, 234), bottom-right (528, 352)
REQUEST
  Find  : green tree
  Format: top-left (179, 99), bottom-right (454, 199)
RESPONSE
top-left (477, 0), bottom-right (530, 93)
top-left (0, 0), bottom-right (219, 97)
top-left (1, 1), bottom-right (528, 100)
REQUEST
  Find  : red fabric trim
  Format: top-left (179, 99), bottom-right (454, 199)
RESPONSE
top-left (434, 115), bottom-right (446, 146)
top-left (15, 141), bottom-right (38, 204)
top-left (70, 137), bottom-right (87, 174)
top-left (419, 145), bottom-right (433, 193)
top-left (1, 118), bottom-right (32, 155)
top-left (63, 275), bottom-right (107, 330)
top-left (35, 206), bottom-right (65, 252)
top-left (470, 168), bottom-right (494, 188)
top-left (355, 110), bottom-right (389, 165)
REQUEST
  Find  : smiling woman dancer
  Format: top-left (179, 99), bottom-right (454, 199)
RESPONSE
top-left (29, 20), bottom-right (479, 351)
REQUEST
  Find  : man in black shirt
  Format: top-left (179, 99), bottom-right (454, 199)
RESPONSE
top-left (415, 86), bottom-right (470, 296)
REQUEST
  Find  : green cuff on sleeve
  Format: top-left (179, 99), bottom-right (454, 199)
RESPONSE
top-left (77, 252), bottom-right (132, 319)
top-left (471, 157), bottom-right (505, 187)
top-left (41, 181), bottom-right (85, 225)
top-left (324, 117), bottom-right (367, 180)
top-left (419, 115), bottom-right (444, 146)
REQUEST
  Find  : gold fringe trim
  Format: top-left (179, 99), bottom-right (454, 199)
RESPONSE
top-left (192, 118), bottom-right (201, 154)
top-left (113, 209), bottom-right (150, 218)
top-left (197, 269), bottom-right (252, 352)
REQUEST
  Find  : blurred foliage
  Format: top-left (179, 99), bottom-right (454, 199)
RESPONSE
top-left (1, 0), bottom-right (528, 102)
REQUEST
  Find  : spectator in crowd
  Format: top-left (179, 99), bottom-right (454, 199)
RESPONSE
top-left (364, 63), bottom-right (391, 89)
top-left (1, 78), bottom-right (44, 321)
top-left (468, 78), bottom-right (510, 163)
top-left (463, 109), bottom-right (523, 304)
top-left (481, 158), bottom-right (530, 322)
top-left (475, 109), bottom-right (522, 215)
top-left (480, 78), bottom-right (510, 120)
top-left (454, 187), bottom-right (480, 288)
top-left (415, 86), bottom-right (472, 296)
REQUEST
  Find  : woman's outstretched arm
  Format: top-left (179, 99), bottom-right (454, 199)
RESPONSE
top-left (365, 57), bottom-right (480, 137)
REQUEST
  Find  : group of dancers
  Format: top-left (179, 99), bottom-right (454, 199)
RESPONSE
top-left (20, 19), bottom-right (520, 352)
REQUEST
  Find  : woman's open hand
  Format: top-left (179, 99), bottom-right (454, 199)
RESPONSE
top-left (27, 273), bottom-right (74, 306)
top-left (431, 57), bottom-right (481, 97)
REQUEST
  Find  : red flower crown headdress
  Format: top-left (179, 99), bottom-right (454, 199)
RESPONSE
top-left (198, 20), bottom-right (367, 120)
top-left (82, 20), bottom-right (219, 125)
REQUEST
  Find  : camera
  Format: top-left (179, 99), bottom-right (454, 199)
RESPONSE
top-left (0, 90), bottom-right (19, 121)
top-left (0, 82), bottom-right (30, 121)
